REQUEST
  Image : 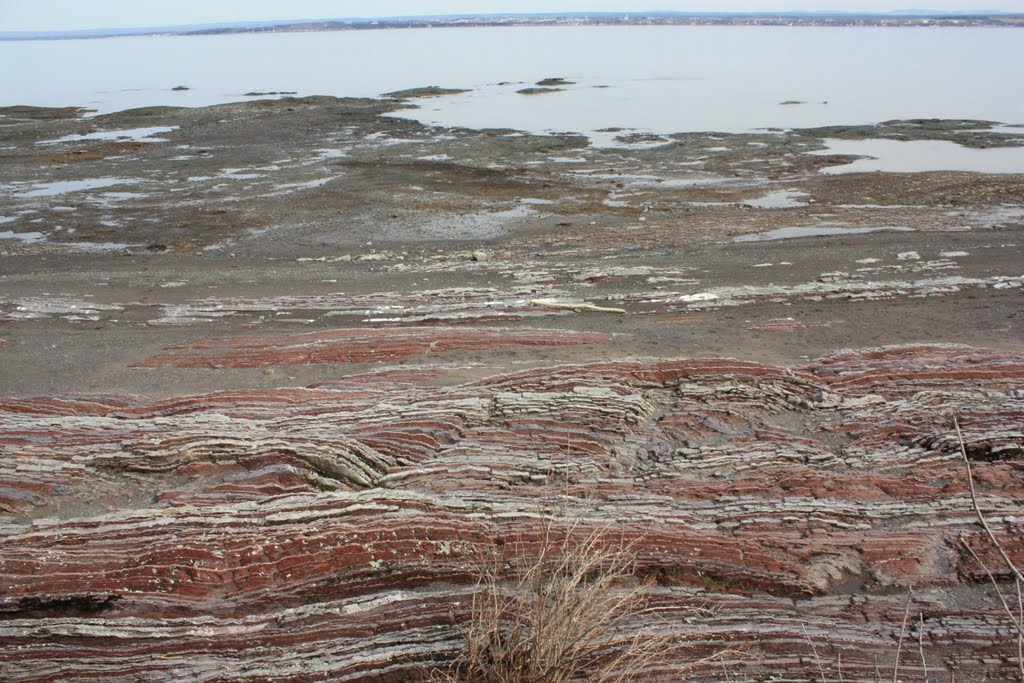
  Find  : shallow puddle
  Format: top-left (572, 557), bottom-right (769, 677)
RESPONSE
top-left (0, 230), bottom-right (45, 243)
top-left (36, 126), bottom-right (179, 145)
top-left (8, 178), bottom-right (141, 198)
top-left (64, 241), bottom-right (137, 251)
top-left (744, 190), bottom-right (808, 209)
top-left (810, 138), bottom-right (1024, 174)
top-left (734, 226), bottom-right (914, 242)
top-left (587, 130), bottom-right (671, 149)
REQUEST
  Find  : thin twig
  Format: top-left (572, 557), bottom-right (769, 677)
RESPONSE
top-left (918, 612), bottom-right (929, 683)
top-left (954, 416), bottom-right (1024, 680)
top-left (803, 624), bottom-right (828, 683)
top-left (959, 538), bottom-right (1024, 639)
top-left (953, 417), bottom-right (1023, 582)
top-left (564, 433), bottom-right (571, 508)
top-left (1018, 578), bottom-right (1024, 681)
top-left (719, 658), bottom-right (733, 683)
top-left (893, 589), bottom-right (913, 683)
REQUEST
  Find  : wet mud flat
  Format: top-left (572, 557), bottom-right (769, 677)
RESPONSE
top-left (1, 96), bottom-right (1023, 681)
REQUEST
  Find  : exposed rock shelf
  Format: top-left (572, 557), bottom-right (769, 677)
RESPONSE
top-left (1, 344), bottom-right (1021, 680)
top-left (1, 95), bottom-right (1022, 681)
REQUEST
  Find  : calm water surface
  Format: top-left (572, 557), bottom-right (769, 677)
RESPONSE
top-left (2, 26), bottom-right (1022, 135)
top-left (812, 138), bottom-right (1024, 173)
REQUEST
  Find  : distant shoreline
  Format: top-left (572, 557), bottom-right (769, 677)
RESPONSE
top-left (3, 12), bottom-right (1023, 41)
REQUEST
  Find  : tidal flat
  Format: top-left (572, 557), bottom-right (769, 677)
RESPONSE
top-left (0, 94), bottom-right (1022, 681)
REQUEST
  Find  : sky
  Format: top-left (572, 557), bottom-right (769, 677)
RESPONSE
top-left (2, 0), bottom-right (1023, 31)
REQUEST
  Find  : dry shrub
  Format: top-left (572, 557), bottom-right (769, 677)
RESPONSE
top-left (435, 526), bottom-right (666, 683)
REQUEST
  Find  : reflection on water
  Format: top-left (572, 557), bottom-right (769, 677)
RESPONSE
top-left (0, 229), bottom-right (137, 250)
top-left (36, 126), bottom-right (178, 144)
top-left (811, 138), bottom-right (1024, 174)
top-left (1, 26), bottom-right (1022, 136)
top-left (7, 178), bottom-right (141, 197)
top-left (743, 190), bottom-right (809, 209)
top-left (734, 226), bottom-right (914, 242)
top-left (0, 230), bottom-right (45, 243)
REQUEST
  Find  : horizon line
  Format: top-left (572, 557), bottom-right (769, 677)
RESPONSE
top-left (2, 9), bottom-right (1021, 39)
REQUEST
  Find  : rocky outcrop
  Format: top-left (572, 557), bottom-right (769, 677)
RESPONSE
top-left (383, 86), bottom-right (472, 99)
top-left (147, 287), bottom-right (576, 326)
top-left (1, 344), bottom-right (1021, 681)
top-left (627, 273), bottom-right (1024, 311)
top-left (134, 327), bottom-right (610, 368)
top-left (517, 87), bottom-right (565, 95)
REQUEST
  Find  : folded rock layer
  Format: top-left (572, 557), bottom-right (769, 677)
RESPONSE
top-left (1, 343), bottom-right (1021, 681)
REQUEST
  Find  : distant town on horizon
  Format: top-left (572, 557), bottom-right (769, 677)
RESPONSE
top-left (3, 9), bottom-right (1023, 40)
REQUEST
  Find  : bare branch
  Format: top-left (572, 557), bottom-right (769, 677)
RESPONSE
top-left (803, 624), bottom-right (828, 682)
top-left (954, 416), bottom-right (1024, 680)
top-left (1018, 577), bottom-right (1024, 681)
top-left (892, 589), bottom-right (913, 683)
top-left (959, 538), bottom-right (1024, 640)
top-left (953, 417), bottom-right (1023, 583)
top-left (918, 612), bottom-right (929, 683)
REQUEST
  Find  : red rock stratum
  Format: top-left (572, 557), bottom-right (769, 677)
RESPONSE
top-left (1, 343), bottom-right (1021, 681)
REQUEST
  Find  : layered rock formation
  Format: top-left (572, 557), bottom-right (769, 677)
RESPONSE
top-left (1, 343), bottom-right (1021, 681)
top-left (2, 91), bottom-right (1022, 683)
top-left (133, 327), bottom-right (610, 369)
